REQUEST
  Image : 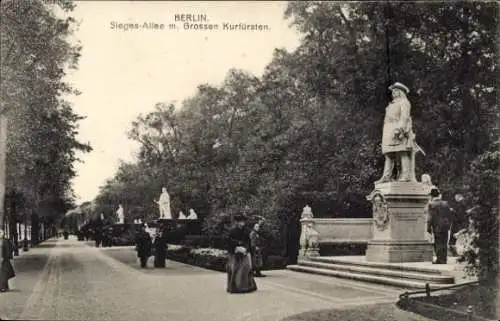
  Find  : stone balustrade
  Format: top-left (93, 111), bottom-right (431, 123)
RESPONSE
top-left (311, 218), bottom-right (372, 245)
top-left (299, 205), bottom-right (372, 258)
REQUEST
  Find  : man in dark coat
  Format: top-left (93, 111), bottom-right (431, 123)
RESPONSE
top-left (153, 229), bottom-right (167, 268)
top-left (135, 225), bottom-right (152, 268)
top-left (427, 188), bottom-right (453, 264)
top-left (94, 228), bottom-right (103, 248)
top-left (249, 223), bottom-right (265, 277)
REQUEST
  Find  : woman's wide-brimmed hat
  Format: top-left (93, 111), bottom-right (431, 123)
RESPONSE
top-left (389, 82), bottom-right (410, 94)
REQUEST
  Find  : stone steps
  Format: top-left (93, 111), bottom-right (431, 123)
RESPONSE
top-left (287, 258), bottom-right (455, 289)
top-left (311, 256), bottom-right (444, 275)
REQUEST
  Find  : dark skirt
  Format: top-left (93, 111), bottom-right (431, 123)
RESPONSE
top-left (252, 249), bottom-right (263, 270)
top-left (226, 253), bottom-right (257, 294)
top-left (154, 251), bottom-right (166, 268)
top-left (0, 260), bottom-right (15, 289)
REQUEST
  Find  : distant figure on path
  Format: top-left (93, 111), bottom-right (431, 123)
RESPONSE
top-left (249, 223), bottom-right (265, 277)
top-left (135, 225), bottom-right (152, 268)
top-left (187, 209), bottom-right (198, 220)
top-left (427, 188), bottom-right (453, 264)
top-left (178, 211), bottom-right (187, 219)
top-left (153, 230), bottom-right (167, 268)
top-left (0, 230), bottom-right (15, 292)
top-left (156, 187), bottom-right (172, 219)
top-left (94, 228), bottom-right (103, 248)
top-left (226, 214), bottom-right (257, 294)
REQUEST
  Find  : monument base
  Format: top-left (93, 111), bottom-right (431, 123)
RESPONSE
top-left (366, 240), bottom-right (433, 263)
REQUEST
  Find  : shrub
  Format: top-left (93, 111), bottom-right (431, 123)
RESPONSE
top-left (184, 235), bottom-right (210, 248)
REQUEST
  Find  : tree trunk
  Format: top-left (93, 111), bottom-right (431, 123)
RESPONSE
top-left (31, 212), bottom-right (40, 245)
top-left (9, 213), bottom-right (18, 256)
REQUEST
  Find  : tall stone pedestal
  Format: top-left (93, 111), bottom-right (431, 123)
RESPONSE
top-left (365, 181), bottom-right (433, 263)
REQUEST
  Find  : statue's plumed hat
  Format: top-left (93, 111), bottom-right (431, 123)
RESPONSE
top-left (389, 82), bottom-right (410, 94)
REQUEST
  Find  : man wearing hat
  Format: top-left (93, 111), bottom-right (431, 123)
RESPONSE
top-left (376, 82), bottom-right (416, 183)
top-left (135, 224), bottom-right (152, 268)
top-left (427, 188), bottom-right (453, 264)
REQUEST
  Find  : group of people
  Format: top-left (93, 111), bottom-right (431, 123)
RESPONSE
top-left (132, 213), bottom-right (267, 295)
top-left (426, 187), bottom-right (471, 264)
top-left (226, 215), bottom-right (266, 294)
top-left (92, 227), bottom-right (114, 248)
top-left (135, 225), bottom-right (168, 268)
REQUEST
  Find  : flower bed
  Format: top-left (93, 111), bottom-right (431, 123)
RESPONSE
top-left (166, 245), bottom-right (228, 272)
top-left (166, 244), bottom-right (287, 272)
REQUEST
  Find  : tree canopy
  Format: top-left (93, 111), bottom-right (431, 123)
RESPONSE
top-left (1, 0), bottom-right (91, 240)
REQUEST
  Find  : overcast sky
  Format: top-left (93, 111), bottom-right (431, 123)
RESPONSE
top-left (65, 1), bottom-right (301, 203)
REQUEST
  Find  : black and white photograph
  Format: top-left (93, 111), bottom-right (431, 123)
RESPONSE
top-left (0, 1), bottom-right (498, 320)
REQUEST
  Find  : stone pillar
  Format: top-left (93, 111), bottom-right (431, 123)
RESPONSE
top-left (365, 181), bottom-right (433, 263)
top-left (299, 205), bottom-right (320, 259)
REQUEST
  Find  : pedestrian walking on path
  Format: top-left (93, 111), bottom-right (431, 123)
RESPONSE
top-left (0, 230), bottom-right (15, 292)
top-left (135, 225), bottom-right (152, 268)
top-left (226, 214), bottom-right (257, 294)
top-left (153, 229), bottom-right (167, 268)
top-left (250, 223), bottom-right (265, 277)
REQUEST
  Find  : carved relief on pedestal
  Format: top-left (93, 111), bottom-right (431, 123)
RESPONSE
top-left (369, 191), bottom-right (390, 231)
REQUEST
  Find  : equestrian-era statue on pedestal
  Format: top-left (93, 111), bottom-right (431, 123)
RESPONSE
top-left (376, 82), bottom-right (424, 183)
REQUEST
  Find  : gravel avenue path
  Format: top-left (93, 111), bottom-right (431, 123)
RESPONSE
top-left (0, 237), bottom-right (427, 321)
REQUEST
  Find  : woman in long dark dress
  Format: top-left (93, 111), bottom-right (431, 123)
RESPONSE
top-left (0, 231), bottom-right (15, 292)
top-left (226, 214), bottom-right (257, 294)
top-left (153, 230), bottom-right (167, 268)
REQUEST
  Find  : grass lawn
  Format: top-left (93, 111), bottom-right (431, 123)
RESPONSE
top-left (281, 303), bottom-right (435, 321)
top-left (414, 283), bottom-right (498, 320)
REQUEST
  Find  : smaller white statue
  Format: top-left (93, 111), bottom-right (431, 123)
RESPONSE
top-left (100, 213), bottom-right (104, 221)
top-left (299, 223), bottom-right (319, 257)
top-left (178, 211), bottom-right (187, 219)
top-left (187, 208), bottom-right (198, 220)
top-left (116, 204), bottom-right (125, 224)
top-left (421, 174), bottom-right (439, 196)
top-left (301, 205), bottom-right (313, 220)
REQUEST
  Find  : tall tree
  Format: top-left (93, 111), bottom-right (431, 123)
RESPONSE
top-left (1, 0), bottom-right (91, 243)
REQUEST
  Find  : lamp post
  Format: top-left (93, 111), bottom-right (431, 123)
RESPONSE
top-left (0, 116), bottom-right (8, 253)
top-left (0, 114), bottom-right (7, 256)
